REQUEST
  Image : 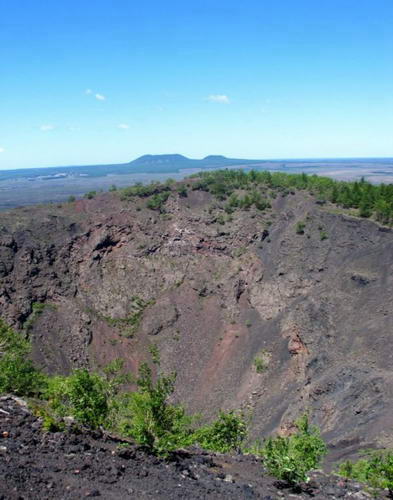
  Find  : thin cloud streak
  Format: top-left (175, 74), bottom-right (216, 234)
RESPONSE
top-left (39, 124), bottom-right (55, 131)
top-left (206, 94), bottom-right (230, 104)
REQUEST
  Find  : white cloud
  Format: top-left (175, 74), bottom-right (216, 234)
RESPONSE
top-left (117, 123), bottom-right (130, 129)
top-left (0, 147), bottom-right (5, 153)
top-left (85, 89), bottom-right (92, 95)
top-left (40, 124), bottom-right (55, 131)
top-left (206, 94), bottom-right (230, 104)
top-left (95, 93), bottom-right (106, 101)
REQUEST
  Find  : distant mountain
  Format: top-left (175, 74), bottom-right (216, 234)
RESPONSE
top-left (130, 154), bottom-right (190, 165)
top-left (0, 154), bottom-right (265, 182)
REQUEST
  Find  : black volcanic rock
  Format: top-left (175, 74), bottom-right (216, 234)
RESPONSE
top-left (0, 396), bottom-right (382, 499)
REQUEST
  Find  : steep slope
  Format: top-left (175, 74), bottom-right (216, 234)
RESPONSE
top-left (0, 183), bottom-right (392, 459)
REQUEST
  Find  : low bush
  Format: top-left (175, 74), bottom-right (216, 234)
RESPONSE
top-left (110, 361), bottom-right (193, 454)
top-left (176, 185), bottom-right (188, 197)
top-left (262, 414), bottom-right (326, 484)
top-left (339, 450), bottom-right (393, 494)
top-left (45, 370), bottom-right (112, 428)
top-left (320, 230), bottom-right (328, 241)
top-left (0, 319), bottom-right (47, 397)
top-left (295, 221), bottom-right (306, 234)
top-left (146, 192), bottom-right (170, 212)
top-left (120, 182), bottom-right (170, 200)
top-left (193, 411), bottom-right (247, 453)
top-left (253, 356), bottom-right (267, 373)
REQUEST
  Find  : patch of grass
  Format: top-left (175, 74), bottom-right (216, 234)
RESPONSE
top-left (23, 302), bottom-right (46, 331)
top-left (23, 302), bottom-right (57, 333)
top-left (103, 296), bottom-right (155, 337)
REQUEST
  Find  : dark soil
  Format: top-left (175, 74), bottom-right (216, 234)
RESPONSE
top-left (0, 397), bottom-right (385, 499)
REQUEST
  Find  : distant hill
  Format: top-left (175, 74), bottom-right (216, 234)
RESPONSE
top-left (0, 154), bottom-right (264, 182)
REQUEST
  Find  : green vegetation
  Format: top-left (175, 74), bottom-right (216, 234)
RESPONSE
top-left (339, 450), bottom-right (393, 494)
top-left (320, 230), bottom-right (328, 241)
top-left (0, 318), bottom-right (248, 457)
top-left (1, 320), bottom-right (330, 483)
top-left (146, 192), bottom-right (170, 212)
top-left (189, 169), bottom-right (393, 225)
top-left (1, 317), bottom-right (332, 483)
top-left (193, 411), bottom-right (247, 453)
top-left (0, 319), bottom-right (47, 397)
top-left (109, 362), bottom-right (193, 455)
top-left (109, 184), bottom-right (117, 192)
top-left (67, 195), bottom-right (76, 203)
top-left (45, 369), bottom-right (113, 428)
top-left (120, 182), bottom-right (170, 200)
top-left (296, 221), bottom-right (306, 234)
top-left (262, 414), bottom-right (327, 485)
top-left (103, 296), bottom-right (154, 337)
top-left (176, 185), bottom-right (188, 197)
top-left (84, 190), bottom-right (97, 199)
top-left (253, 354), bottom-right (267, 373)
top-left (23, 302), bottom-right (48, 332)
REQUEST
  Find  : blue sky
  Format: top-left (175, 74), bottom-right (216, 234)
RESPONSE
top-left (0, 0), bottom-right (392, 169)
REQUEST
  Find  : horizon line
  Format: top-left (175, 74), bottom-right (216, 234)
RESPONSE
top-left (1, 154), bottom-right (393, 172)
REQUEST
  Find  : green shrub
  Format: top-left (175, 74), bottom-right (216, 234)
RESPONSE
top-left (24, 302), bottom-right (47, 332)
top-left (253, 356), bottom-right (267, 373)
top-left (84, 191), bottom-right (96, 199)
top-left (216, 214), bottom-right (225, 225)
top-left (146, 192), bottom-right (170, 212)
top-left (110, 362), bottom-right (193, 455)
top-left (176, 185), bottom-right (188, 197)
top-left (339, 450), bottom-right (393, 494)
top-left (320, 230), bottom-right (328, 241)
top-left (120, 182), bottom-right (170, 200)
top-left (193, 411), bottom-right (247, 453)
top-left (262, 414), bottom-right (326, 484)
top-left (45, 369), bottom-right (112, 428)
top-left (0, 319), bottom-right (47, 397)
top-left (67, 195), bottom-right (76, 203)
top-left (295, 221), bottom-right (306, 234)
top-left (109, 184), bottom-right (117, 192)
